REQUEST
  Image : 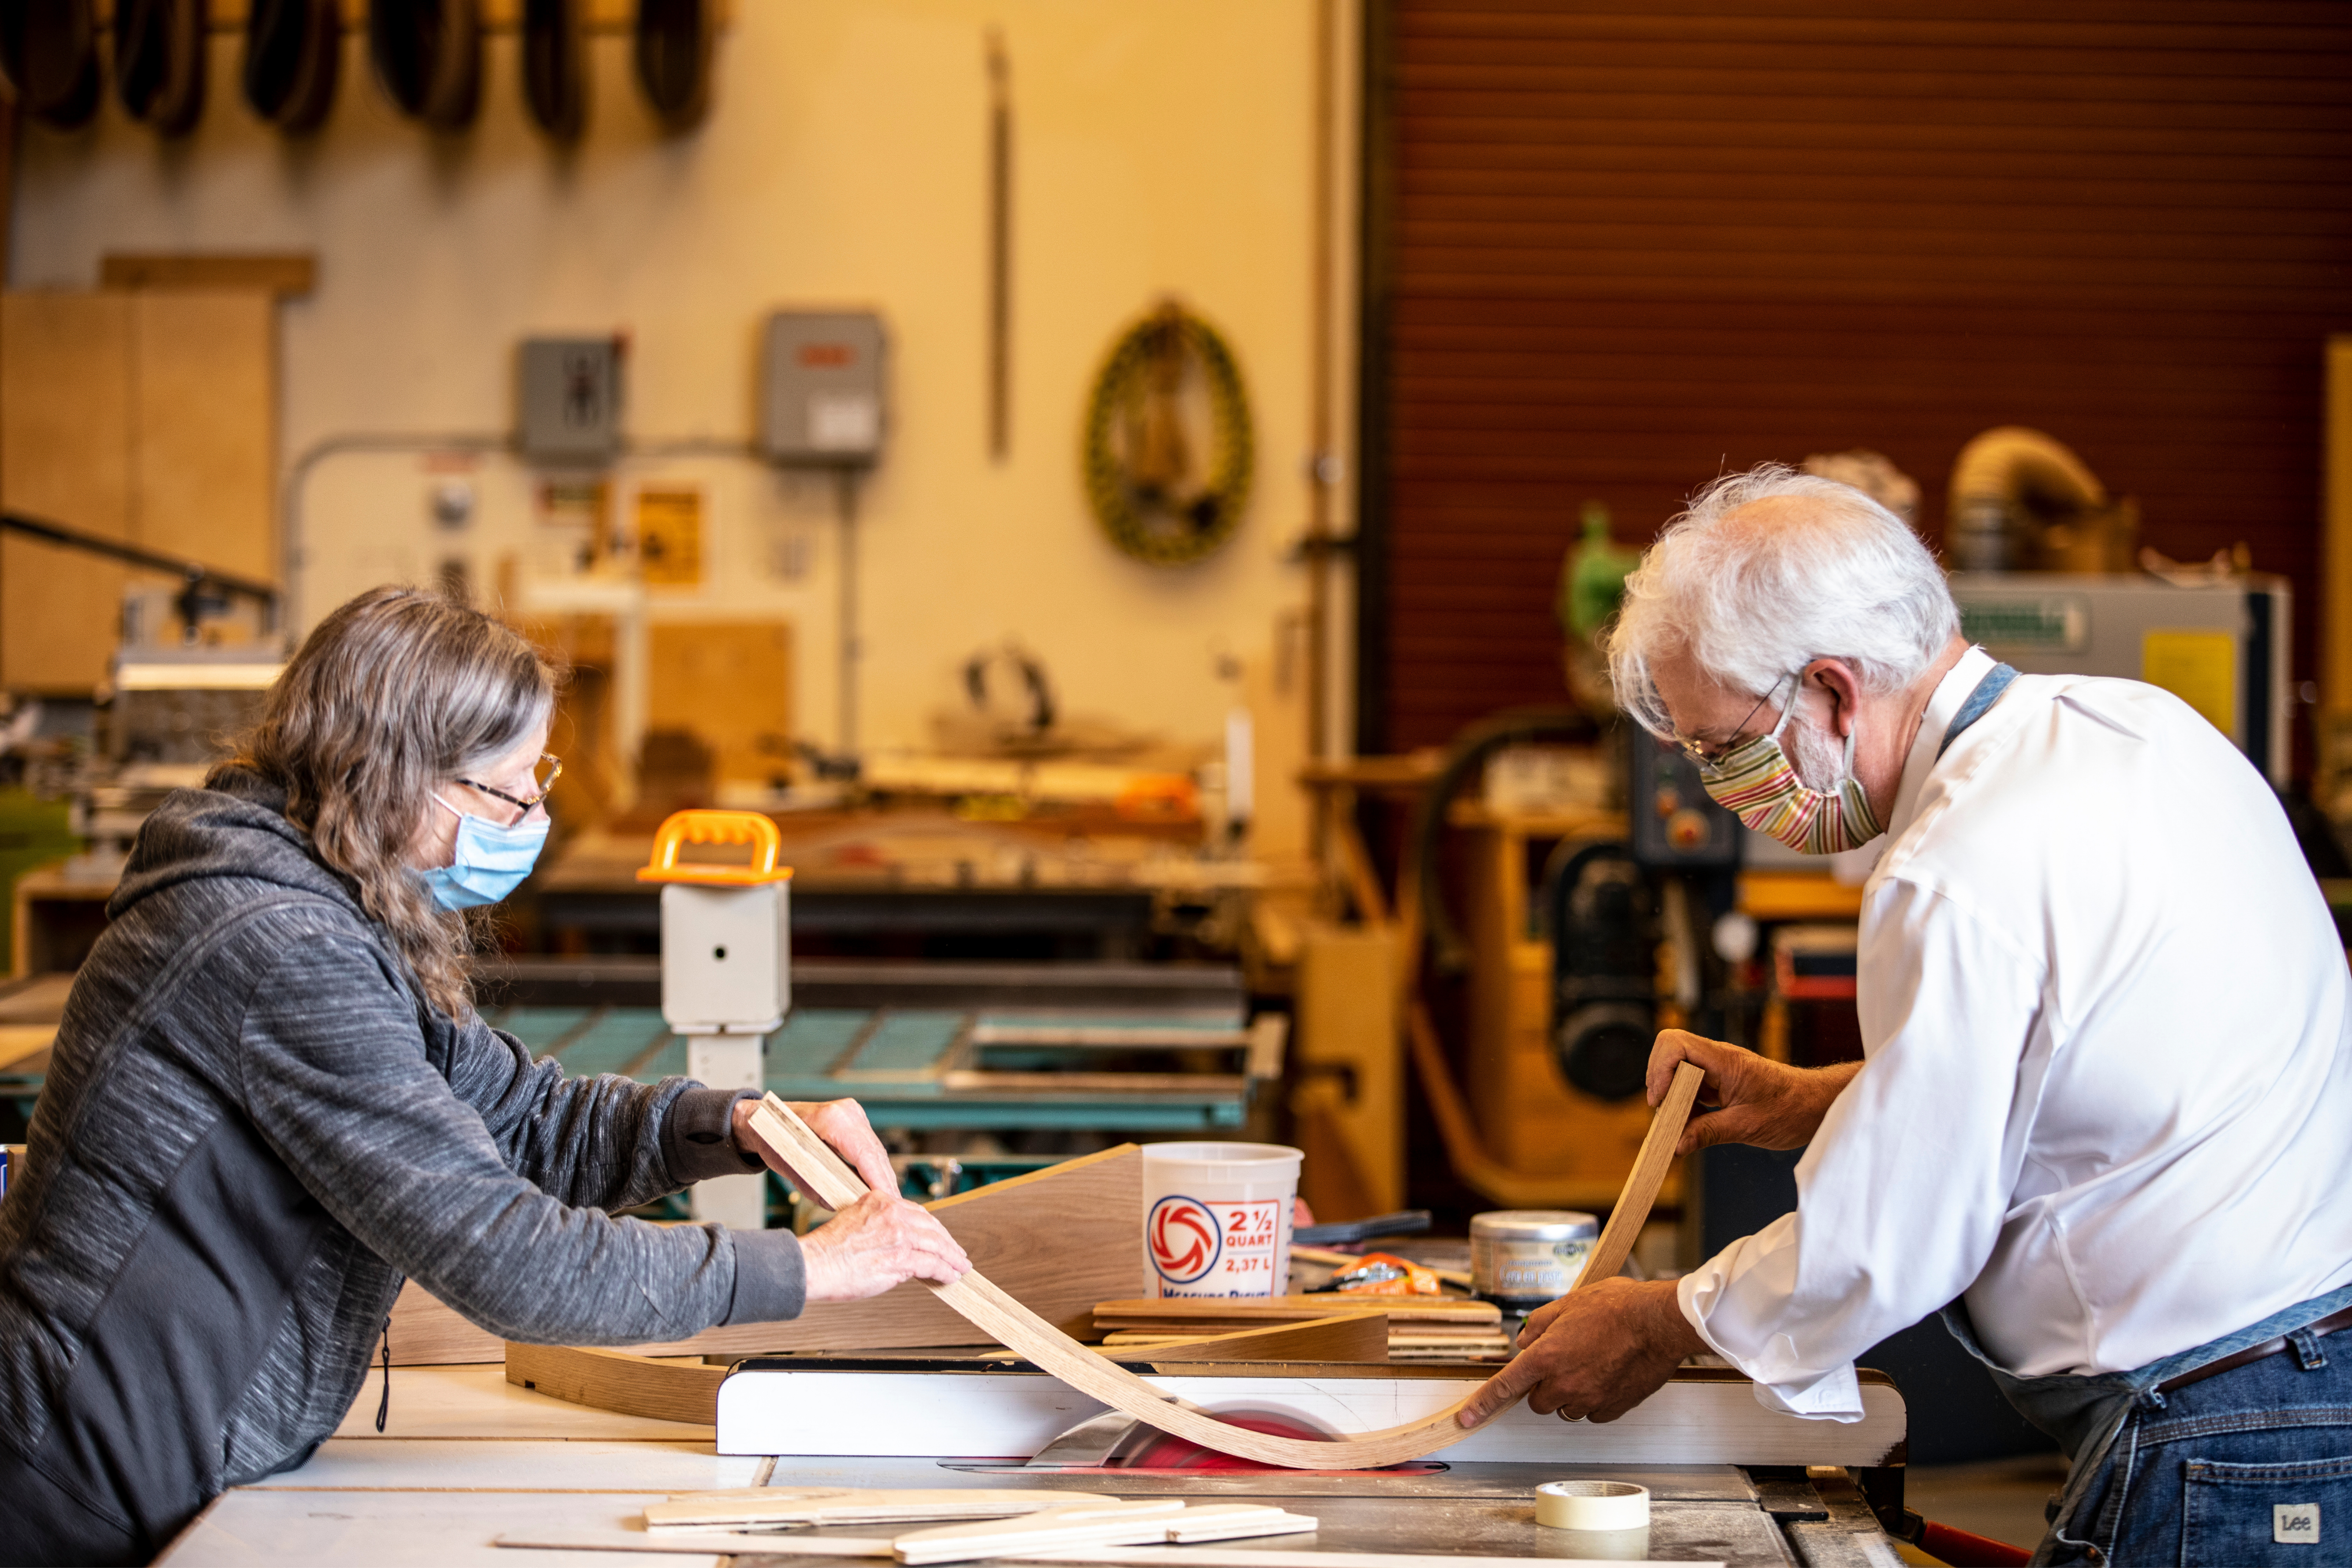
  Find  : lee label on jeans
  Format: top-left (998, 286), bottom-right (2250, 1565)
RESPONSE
top-left (2274, 1503), bottom-right (2319, 1545)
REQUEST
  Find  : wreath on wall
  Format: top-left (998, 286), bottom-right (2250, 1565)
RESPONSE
top-left (1081, 302), bottom-right (1254, 567)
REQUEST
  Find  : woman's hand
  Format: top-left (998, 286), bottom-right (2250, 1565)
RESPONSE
top-left (731, 1095), bottom-right (899, 1198)
top-left (800, 1192), bottom-right (972, 1302)
top-left (1646, 1029), bottom-right (1860, 1155)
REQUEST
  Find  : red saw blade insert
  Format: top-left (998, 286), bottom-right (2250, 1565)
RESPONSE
top-left (1114, 1407), bottom-right (1447, 1474)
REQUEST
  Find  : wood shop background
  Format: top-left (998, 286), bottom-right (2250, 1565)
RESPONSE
top-left (0, 0), bottom-right (2348, 1504)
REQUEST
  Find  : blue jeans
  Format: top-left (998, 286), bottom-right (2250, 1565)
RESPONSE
top-left (2055, 1333), bottom-right (2352, 1566)
top-left (1943, 1285), bottom-right (2352, 1567)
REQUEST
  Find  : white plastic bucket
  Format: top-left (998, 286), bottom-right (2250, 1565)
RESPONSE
top-left (1140, 1141), bottom-right (1303, 1299)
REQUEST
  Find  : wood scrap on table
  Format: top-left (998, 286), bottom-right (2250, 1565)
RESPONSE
top-left (895, 1501), bottom-right (1315, 1564)
top-left (738, 1065), bottom-right (1702, 1470)
top-left (1091, 1294), bottom-right (1496, 1327)
top-left (645, 1488), bottom-right (1110, 1532)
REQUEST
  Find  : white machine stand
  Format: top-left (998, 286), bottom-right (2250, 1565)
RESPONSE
top-left (639, 811), bottom-right (794, 1231)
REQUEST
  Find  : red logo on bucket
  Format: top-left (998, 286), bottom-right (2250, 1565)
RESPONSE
top-left (1147, 1194), bottom-right (1223, 1284)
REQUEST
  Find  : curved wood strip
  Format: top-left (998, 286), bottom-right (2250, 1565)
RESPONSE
top-left (745, 1061), bottom-right (1703, 1469)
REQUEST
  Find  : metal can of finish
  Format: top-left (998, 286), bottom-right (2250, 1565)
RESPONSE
top-left (1470, 1210), bottom-right (1599, 1310)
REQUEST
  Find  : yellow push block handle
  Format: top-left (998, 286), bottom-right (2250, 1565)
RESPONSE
top-left (636, 810), bottom-right (794, 886)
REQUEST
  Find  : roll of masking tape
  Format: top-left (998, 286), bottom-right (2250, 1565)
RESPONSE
top-left (1535, 1480), bottom-right (1650, 1531)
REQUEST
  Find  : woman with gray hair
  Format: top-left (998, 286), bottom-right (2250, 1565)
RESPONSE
top-left (0, 586), bottom-right (968, 1565)
top-left (1458, 464), bottom-right (2352, 1566)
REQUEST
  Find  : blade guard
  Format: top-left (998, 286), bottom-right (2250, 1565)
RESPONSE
top-left (639, 809), bottom-right (794, 886)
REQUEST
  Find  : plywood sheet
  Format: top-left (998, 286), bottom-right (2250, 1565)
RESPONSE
top-left (1, 292), bottom-right (131, 691)
top-left (387, 1144), bottom-right (1143, 1365)
top-left (132, 291), bottom-right (278, 585)
top-left (647, 620), bottom-right (792, 786)
top-left (0, 289), bottom-right (278, 692)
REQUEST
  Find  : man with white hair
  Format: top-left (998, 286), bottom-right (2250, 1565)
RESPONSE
top-left (1455, 464), bottom-right (2352, 1565)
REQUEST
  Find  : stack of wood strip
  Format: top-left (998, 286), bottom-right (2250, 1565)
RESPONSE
top-left (1091, 1295), bottom-right (1513, 1362)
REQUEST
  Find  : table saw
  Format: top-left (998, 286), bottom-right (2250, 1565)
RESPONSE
top-left (154, 1359), bottom-right (1914, 1567)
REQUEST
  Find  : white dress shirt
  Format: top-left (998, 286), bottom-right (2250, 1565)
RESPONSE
top-left (1677, 646), bottom-right (2352, 1419)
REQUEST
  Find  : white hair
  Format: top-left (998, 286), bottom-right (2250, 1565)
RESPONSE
top-left (1605, 463), bottom-right (1959, 738)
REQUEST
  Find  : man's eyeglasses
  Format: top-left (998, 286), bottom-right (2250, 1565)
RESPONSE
top-left (1675, 677), bottom-right (1791, 768)
top-left (458, 753), bottom-right (563, 818)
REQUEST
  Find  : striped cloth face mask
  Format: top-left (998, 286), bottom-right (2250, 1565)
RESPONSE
top-left (1695, 687), bottom-right (1883, 855)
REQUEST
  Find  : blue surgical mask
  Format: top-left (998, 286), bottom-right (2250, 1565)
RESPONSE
top-left (419, 793), bottom-right (550, 910)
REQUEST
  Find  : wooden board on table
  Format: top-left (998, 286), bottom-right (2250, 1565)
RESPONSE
top-left (389, 1144), bottom-right (1143, 1365)
top-left (505, 1343), bottom-right (726, 1426)
top-left (1093, 1295), bottom-right (1496, 1331)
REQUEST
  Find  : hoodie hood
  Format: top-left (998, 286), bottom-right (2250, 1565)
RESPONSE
top-left (108, 766), bottom-right (369, 924)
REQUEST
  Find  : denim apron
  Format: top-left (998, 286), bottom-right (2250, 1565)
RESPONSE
top-left (1941, 1284), bottom-right (2352, 1564)
top-left (1922, 660), bottom-right (2352, 1562)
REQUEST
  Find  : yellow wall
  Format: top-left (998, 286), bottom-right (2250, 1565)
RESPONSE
top-left (9, 1), bottom-right (1355, 795)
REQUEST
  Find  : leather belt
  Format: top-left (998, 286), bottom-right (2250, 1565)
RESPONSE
top-left (2154, 1303), bottom-right (2352, 1396)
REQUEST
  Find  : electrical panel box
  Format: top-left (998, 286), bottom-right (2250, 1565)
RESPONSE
top-left (1628, 732), bottom-right (1743, 871)
top-left (518, 337), bottom-right (624, 465)
top-left (660, 881), bottom-right (792, 1035)
top-left (760, 311), bottom-right (886, 466)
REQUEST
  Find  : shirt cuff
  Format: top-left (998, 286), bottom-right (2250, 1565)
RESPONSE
top-left (1675, 1271), bottom-right (1865, 1423)
top-left (662, 1085), bottom-right (765, 1186)
top-left (726, 1229), bottom-right (807, 1324)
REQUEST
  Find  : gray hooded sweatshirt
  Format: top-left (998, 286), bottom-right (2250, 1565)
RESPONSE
top-left (0, 769), bottom-right (805, 1564)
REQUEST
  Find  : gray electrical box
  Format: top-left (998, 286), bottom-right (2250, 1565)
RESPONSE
top-left (760, 311), bottom-right (886, 466)
top-left (519, 337), bottom-right (624, 465)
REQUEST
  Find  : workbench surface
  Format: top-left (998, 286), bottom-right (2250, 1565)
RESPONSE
top-left (152, 1365), bottom-right (1896, 1566)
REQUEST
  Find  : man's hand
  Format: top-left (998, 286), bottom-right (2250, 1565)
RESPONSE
top-left (800, 1191), bottom-right (973, 1302)
top-left (731, 1095), bottom-right (899, 1198)
top-left (1647, 1030), bottom-right (1859, 1156)
top-left (1455, 1278), bottom-right (1700, 1428)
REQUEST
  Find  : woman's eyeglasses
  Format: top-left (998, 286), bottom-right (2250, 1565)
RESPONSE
top-left (457, 753), bottom-right (563, 817)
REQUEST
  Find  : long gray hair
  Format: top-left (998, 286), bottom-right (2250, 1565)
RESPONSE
top-left (223, 586), bottom-right (556, 1018)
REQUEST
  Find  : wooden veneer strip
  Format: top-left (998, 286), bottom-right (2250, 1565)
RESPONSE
top-left (985, 1314), bottom-right (1387, 1364)
top-left (740, 1062), bottom-right (1701, 1469)
top-left (646, 1487), bottom-right (1111, 1532)
top-left (1092, 1295), bottom-right (1496, 1325)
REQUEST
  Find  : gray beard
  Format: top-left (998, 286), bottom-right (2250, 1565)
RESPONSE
top-left (1786, 707), bottom-right (1851, 794)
